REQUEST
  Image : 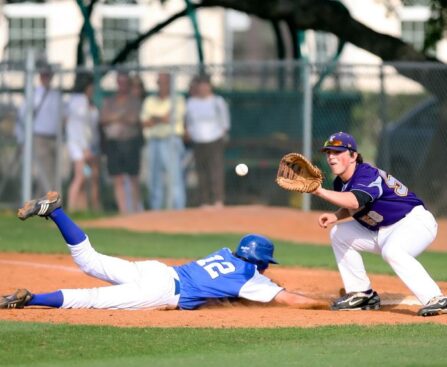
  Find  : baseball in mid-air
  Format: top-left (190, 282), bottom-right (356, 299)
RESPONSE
top-left (235, 163), bottom-right (249, 176)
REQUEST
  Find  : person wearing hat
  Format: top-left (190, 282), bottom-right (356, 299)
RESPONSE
top-left (312, 132), bottom-right (447, 317)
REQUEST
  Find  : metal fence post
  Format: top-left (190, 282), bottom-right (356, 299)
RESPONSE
top-left (302, 61), bottom-right (313, 211)
top-left (166, 70), bottom-right (178, 209)
top-left (21, 49), bottom-right (35, 204)
top-left (55, 65), bottom-right (64, 194)
top-left (379, 63), bottom-right (390, 171)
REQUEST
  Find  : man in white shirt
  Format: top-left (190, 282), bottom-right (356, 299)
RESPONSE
top-left (185, 75), bottom-right (230, 208)
top-left (18, 64), bottom-right (63, 195)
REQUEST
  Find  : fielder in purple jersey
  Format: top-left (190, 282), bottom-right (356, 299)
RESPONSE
top-left (312, 132), bottom-right (447, 317)
top-left (0, 192), bottom-right (326, 311)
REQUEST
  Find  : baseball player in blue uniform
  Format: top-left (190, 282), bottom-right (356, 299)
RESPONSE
top-left (0, 192), bottom-right (325, 311)
top-left (312, 132), bottom-right (447, 316)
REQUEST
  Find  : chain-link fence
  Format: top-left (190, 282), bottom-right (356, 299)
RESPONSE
top-left (1, 59), bottom-right (446, 215)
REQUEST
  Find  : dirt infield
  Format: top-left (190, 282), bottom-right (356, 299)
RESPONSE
top-left (80, 206), bottom-right (447, 251)
top-left (1, 206), bottom-right (447, 328)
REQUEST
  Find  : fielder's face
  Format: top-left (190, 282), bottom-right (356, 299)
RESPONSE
top-left (325, 149), bottom-right (357, 181)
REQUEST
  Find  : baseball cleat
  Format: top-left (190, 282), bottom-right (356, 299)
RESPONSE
top-left (331, 290), bottom-right (381, 311)
top-left (418, 296), bottom-right (447, 317)
top-left (17, 191), bottom-right (61, 220)
top-left (0, 289), bottom-right (32, 309)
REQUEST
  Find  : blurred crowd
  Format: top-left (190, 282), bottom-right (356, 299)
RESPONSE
top-left (16, 67), bottom-right (230, 214)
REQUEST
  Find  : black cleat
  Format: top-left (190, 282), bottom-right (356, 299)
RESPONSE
top-left (0, 289), bottom-right (32, 309)
top-left (17, 191), bottom-right (62, 220)
top-left (418, 296), bottom-right (447, 317)
top-left (331, 290), bottom-right (381, 311)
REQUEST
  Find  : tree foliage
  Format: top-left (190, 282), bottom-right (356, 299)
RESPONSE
top-left (77, 0), bottom-right (447, 65)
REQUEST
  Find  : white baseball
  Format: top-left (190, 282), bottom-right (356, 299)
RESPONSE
top-left (235, 163), bottom-right (248, 176)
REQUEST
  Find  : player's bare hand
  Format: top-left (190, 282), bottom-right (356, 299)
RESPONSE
top-left (318, 213), bottom-right (338, 228)
top-left (311, 185), bottom-right (323, 195)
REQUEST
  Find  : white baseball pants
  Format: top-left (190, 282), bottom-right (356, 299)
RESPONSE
top-left (60, 238), bottom-right (180, 309)
top-left (330, 205), bottom-right (440, 305)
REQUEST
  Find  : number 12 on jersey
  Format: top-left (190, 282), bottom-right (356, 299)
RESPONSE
top-left (197, 255), bottom-right (236, 279)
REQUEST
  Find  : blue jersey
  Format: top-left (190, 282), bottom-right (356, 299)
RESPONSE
top-left (174, 248), bottom-right (278, 310)
top-left (334, 163), bottom-right (424, 231)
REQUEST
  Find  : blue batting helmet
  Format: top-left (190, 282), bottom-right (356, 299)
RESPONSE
top-left (235, 234), bottom-right (278, 271)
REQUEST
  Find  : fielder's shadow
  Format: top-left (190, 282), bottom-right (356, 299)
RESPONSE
top-left (380, 305), bottom-right (416, 316)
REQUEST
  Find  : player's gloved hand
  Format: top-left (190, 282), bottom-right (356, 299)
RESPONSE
top-left (276, 153), bottom-right (323, 193)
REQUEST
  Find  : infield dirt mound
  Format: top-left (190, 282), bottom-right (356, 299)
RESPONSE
top-left (80, 205), bottom-right (447, 251)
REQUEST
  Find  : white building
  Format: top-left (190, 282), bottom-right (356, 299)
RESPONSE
top-left (1, 1), bottom-right (443, 69)
top-left (0, 0), bottom-right (227, 68)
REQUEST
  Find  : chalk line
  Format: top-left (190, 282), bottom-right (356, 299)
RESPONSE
top-left (0, 259), bottom-right (81, 273)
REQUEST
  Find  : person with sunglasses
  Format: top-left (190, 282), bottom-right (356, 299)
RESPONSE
top-left (312, 132), bottom-right (446, 317)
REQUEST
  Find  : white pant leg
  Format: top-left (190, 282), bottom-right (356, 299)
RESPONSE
top-left (379, 206), bottom-right (440, 304)
top-left (331, 220), bottom-right (381, 293)
top-left (68, 237), bottom-right (147, 285)
top-left (61, 262), bottom-right (180, 309)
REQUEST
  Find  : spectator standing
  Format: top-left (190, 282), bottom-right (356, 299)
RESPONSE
top-left (185, 75), bottom-right (230, 208)
top-left (129, 74), bottom-right (146, 152)
top-left (17, 63), bottom-right (63, 195)
top-left (140, 73), bottom-right (186, 210)
top-left (100, 71), bottom-right (142, 214)
top-left (125, 74), bottom-right (147, 212)
top-left (65, 72), bottom-right (101, 212)
top-left (130, 74), bottom-right (146, 102)
top-left (182, 76), bottom-right (200, 193)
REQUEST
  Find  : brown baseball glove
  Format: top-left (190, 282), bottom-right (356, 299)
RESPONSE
top-left (276, 153), bottom-right (323, 193)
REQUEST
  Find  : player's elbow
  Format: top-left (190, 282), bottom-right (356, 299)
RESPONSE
top-left (345, 202), bottom-right (360, 210)
top-left (343, 193), bottom-right (361, 210)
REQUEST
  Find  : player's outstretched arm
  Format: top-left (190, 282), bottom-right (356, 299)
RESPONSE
top-left (273, 290), bottom-right (328, 309)
top-left (312, 187), bottom-right (359, 210)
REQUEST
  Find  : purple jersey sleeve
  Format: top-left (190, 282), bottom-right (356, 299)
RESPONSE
top-left (333, 163), bottom-right (424, 230)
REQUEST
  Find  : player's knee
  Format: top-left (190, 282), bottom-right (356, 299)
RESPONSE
top-left (74, 260), bottom-right (95, 275)
top-left (72, 254), bottom-right (101, 276)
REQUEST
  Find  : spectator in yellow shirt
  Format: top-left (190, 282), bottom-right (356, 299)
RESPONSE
top-left (140, 73), bottom-right (186, 210)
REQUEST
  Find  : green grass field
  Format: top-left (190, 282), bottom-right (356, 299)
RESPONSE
top-left (1, 322), bottom-right (447, 367)
top-left (1, 213), bottom-right (447, 367)
top-left (1, 215), bottom-right (447, 280)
